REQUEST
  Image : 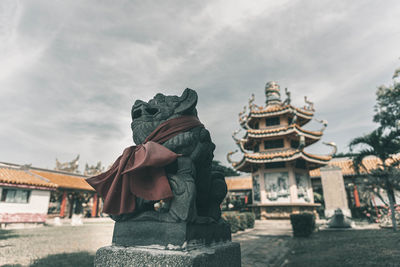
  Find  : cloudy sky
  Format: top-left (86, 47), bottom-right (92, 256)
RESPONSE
top-left (1, 0), bottom-right (400, 172)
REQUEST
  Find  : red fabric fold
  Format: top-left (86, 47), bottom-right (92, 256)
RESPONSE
top-left (86, 116), bottom-right (203, 215)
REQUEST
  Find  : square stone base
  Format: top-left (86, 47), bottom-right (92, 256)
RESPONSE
top-left (94, 242), bottom-right (241, 267)
top-left (112, 220), bottom-right (231, 248)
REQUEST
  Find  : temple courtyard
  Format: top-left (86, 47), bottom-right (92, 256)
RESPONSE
top-left (0, 219), bottom-right (399, 267)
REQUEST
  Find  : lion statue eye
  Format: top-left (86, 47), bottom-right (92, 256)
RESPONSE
top-left (132, 109), bottom-right (142, 119)
top-left (145, 107), bottom-right (159, 115)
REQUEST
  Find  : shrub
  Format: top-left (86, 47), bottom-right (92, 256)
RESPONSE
top-left (242, 212), bottom-right (255, 228)
top-left (222, 211), bottom-right (256, 233)
top-left (236, 213), bottom-right (247, 231)
top-left (222, 212), bottom-right (240, 233)
top-left (290, 213), bottom-right (315, 237)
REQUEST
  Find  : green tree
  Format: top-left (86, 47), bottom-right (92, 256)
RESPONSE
top-left (350, 66), bottom-right (400, 231)
top-left (373, 67), bottom-right (400, 130)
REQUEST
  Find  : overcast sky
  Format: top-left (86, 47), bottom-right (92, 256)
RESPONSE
top-left (1, 0), bottom-right (400, 172)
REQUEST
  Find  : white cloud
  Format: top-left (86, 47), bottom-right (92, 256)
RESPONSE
top-left (1, 0), bottom-right (400, 171)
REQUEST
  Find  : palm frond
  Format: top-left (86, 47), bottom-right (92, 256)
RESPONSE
top-left (352, 148), bottom-right (375, 173)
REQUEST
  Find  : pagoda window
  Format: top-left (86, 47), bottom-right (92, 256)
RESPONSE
top-left (291, 140), bottom-right (300, 149)
top-left (266, 117), bottom-right (280, 126)
top-left (265, 162), bottom-right (286, 169)
top-left (254, 144), bottom-right (259, 152)
top-left (264, 139), bottom-right (284, 149)
top-left (254, 122), bottom-right (259, 129)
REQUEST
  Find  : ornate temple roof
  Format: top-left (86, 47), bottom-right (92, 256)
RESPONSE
top-left (246, 124), bottom-right (322, 144)
top-left (229, 81), bottom-right (333, 172)
top-left (0, 162), bottom-right (94, 191)
top-left (309, 155), bottom-right (400, 178)
top-left (250, 104), bottom-right (313, 118)
top-left (232, 149), bottom-right (332, 172)
top-left (0, 166), bottom-right (58, 189)
top-left (32, 170), bottom-right (95, 191)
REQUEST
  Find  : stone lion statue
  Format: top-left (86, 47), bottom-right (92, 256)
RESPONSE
top-left (88, 89), bottom-right (227, 225)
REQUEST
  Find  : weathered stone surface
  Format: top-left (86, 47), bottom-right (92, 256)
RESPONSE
top-left (109, 88), bottom-right (227, 224)
top-left (320, 166), bottom-right (351, 217)
top-left (112, 220), bottom-right (231, 248)
top-left (94, 242), bottom-right (241, 267)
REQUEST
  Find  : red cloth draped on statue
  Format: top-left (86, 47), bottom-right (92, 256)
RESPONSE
top-left (86, 116), bottom-right (203, 215)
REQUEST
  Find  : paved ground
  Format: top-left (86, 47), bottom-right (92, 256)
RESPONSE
top-left (0, 220), bottom-right (114, 266)
top-left (234, 220), bottom-right (292, 267)
top-left (0, 218), bottom-right (292, 266)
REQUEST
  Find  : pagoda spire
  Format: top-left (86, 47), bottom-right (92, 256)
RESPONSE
top-left (265, 81), bottom-right (281, 105)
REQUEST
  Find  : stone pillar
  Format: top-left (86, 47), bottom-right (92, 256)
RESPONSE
top-left (59, 191), bottom-right (67, 217)
top-left (320, 166), bottom-right (351, 217)
top-left (91, 194), bottom-right (98, 218)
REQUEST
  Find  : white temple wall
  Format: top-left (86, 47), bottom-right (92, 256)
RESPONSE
top-left (294, 169), bottom-right (314, 204)
top-left (0, 187), bottom-right (50, 214)
top-left (253, 164), bottom-right (315, 205)
top-left (288, 166), bottom-right (298, 202)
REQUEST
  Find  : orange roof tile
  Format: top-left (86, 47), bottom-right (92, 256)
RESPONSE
top-left (32, 170), bottom-right (94, 191)
top-left (251, 105), bottom-right (287, 114)
top-left (309, 156), bottom-right (396, 177)
top-left (247, 124), bottom-right (322, 137)
top-left (0, 168), bottom-right (57, 189)
top-left (302, 151), bottom-right (332, 161)
top-left (225, 176), bottom-right (252, 190)
top-left (245, 150), bottom-right (298, 160)
top-left (251, 105), bottom-right (314, 116)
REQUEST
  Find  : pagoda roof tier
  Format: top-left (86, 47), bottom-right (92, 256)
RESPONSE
top-left (246, 124), bottom-right (322, 144)
top-left (232, 149), bottom-right (331, 172)
top-left (247, 105), bottom-right (313, 127)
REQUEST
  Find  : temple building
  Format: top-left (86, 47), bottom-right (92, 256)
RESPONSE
top-left (227, 81), bottom-right (335, 219)
top-left (0, 161), bottom-right (100, 227)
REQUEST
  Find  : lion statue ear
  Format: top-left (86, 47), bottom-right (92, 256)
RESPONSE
top-left (175, 88), bottom-right (198, 115)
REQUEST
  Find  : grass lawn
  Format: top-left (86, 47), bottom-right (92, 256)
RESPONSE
top-left (286, 229), bottom-right (400, 267)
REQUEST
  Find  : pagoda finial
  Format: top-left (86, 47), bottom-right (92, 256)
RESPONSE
top-left (265, 81), bottom-right (281, 105)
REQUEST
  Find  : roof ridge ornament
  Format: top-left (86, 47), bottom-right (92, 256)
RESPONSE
top-left (227, 150), bottom-right (239, 164)
top-left (248, 93), bottom-right (259, 111)
top-left (314, 118), bottom-right (328, 132)
top-left (304, 96), bottom-right (315, 111)
top-left (232, 129), bottom-right (251, 153)
top-left (20, 164), bottom-right (32, 170)
top-left (283, 88), bottom-right (291, 105)
top-left (323, 142), bottom-right (337, 156)
top-left (238, 105), bottom-right (248, 128)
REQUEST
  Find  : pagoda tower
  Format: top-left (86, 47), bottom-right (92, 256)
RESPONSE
top-left (227, 81), bottom-right (336, 219)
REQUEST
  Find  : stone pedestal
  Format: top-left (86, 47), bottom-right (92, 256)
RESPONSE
top-left (113, 220), bottom-right (231, 247)
top-left (94, 219), bottom-right (241, 266)
top-left (95, 242), bottom-right (241, 267)
top-left (320, 166), bottom-right (351, 218)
